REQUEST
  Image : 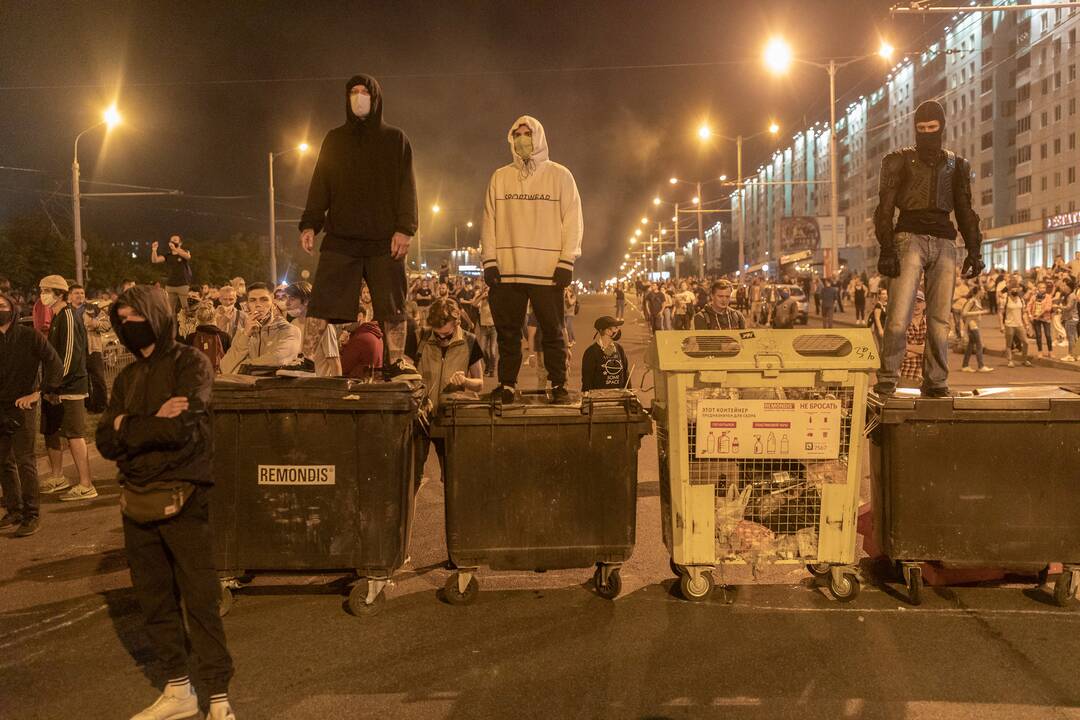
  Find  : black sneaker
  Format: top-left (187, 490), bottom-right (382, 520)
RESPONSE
top-left (492, 385), bottom-right (516, 404)
top-left (872, 382), bottom-right (896, 397)
top-left (14, 517), bottom-right (39, 537)
top-left (383, 358), bottom-right (422, 382)
top-left (550, 385), bottom-right (571, 404)
top-left (276, 357), bottom-right (317, 377)
top-left (0, 512), bottom-right (22, 530)
top-left (921, 387), bottom-right (951, 398)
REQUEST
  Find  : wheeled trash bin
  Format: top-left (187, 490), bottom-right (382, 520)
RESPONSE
top-left (211, 376), bottom-right (421, 616)
top-left (431, 390), bottom-right (652, 604)
top-left (868, 385), bottom-right (1080, 607)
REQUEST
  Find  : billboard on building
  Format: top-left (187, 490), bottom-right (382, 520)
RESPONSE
top-left (778, 216), bottom-right (848, 253)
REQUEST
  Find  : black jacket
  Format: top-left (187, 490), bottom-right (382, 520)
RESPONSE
top-left (0, 293), bottom-right (63, 403)
top-left (874, 147), bottom-right (982, 252)
top-left (581, 342), bottom-right (629, 392)
top-left (300, 74), bottom-right (419, 256)
top-left (47, 304), bottom-right (89, 395)
top-left (96, 286), bottom-right (215, 488)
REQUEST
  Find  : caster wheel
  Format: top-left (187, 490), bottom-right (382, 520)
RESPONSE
top-left (594, 566), bottom-right (622, 600)
top-left (347, 579), bottom-right (386, 617)
top-left (1053, 572), bottom-right (1078, 609)
top-left (669, 559), bottom-right (685, 577)
top-left (236, 574), bottom-right (255, 585)
top-left (806, 562), bottom-right (831, 578)
top-left (443, 573), bottom-right (479, 606)
top-left (905, 565), bottom-right (923, 606)
top-left (218, 585), bottom-right (234, 618)
top-left (679, 571), bottom-right (713, 601)
top-left (829, 573), bottom-right (861, 603)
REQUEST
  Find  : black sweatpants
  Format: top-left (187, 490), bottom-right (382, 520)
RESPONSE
top-left (122, 487), bottom-right (233, 695)
top-left (86, 351), bottom-right (108, 413)
top-left (490, 283), bottom-right (567, 387)
top-left (0, 407), bottom-right (39, 520)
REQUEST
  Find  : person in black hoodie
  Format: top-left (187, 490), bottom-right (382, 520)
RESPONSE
top-left (298, 73), bottom-right (419, 380)
top-left (0, 292), bottom-right (62, 537)
top-left (96, 286), bottom-right (235, 720)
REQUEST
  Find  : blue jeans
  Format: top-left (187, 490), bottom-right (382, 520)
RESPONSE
top-left (878, 232), bottom-right (957, 391)
top-left (1066, 320), bottom-right (1078, 356)
top-left (962, 327), bottom-right (984, 368)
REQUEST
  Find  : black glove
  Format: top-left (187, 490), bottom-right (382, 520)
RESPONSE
top-left (877, 244), bottom-right (900, 278)
top-left (553, 267), bottom-right (573, 288)
top-left (961, 252), bottom-right (985, 279)
top-left (483, 266), bottom-right (500, 287)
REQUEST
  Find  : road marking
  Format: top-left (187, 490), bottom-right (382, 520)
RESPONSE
top-left (0, 604), bottom-right (107, 653)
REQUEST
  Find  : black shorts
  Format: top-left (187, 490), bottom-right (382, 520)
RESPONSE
top-left (42, 398), bottom-right (86, 439)
top-left (308, 249), bottom-right (407, 324)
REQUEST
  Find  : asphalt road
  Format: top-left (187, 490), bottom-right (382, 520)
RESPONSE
top-left (1, 293), bottom-right (1078, 720)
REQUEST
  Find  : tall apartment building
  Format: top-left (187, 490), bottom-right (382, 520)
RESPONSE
top-left (733, 1), bottom-right (1080, 276)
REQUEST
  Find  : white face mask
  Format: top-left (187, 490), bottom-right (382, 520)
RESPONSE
top-left (350, 92), bottom-right (371, 119)
top-left (39, 291), bottom-right (58, 307)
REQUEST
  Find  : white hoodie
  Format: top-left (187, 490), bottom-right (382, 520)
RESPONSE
top-left (480, 116), bottom-right (583, 285)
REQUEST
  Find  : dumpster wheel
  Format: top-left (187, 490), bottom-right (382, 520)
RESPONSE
top-left (670, 559), bottom-right (686, 577)
top-left (593, 564), bottom-right (622, 600)
top-left (679, 569), bottom-right (714, 601)
top-left (828, 568), bottom-right (861, 603)
top-left (444, 572), bottom-right (479, 606)
top-left (348, 579), bottom-right (387, 617)
top-left (1053, 568), bottom-right (1079, 609)
top-left (806, 562), bottom-right (831, 578)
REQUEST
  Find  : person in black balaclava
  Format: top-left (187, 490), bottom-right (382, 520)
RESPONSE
top-left (298, 74), bottom-right (420, 380)
top-left (871, 99), bottom-right (983, 397)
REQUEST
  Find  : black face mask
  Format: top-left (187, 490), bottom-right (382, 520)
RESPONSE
top-left (0, 310), bottom-right (11, 326)
top-left (119, 320), bottom-right (157, 353)
top-left (611, 330), bottom-right (622, 342)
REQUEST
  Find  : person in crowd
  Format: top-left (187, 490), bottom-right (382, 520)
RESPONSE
top-left (693, 280), bottom-right (746, 330)
top-left (675, 281), bottom-right (697, 330)
top-left (0, 292), bottom-right (62, 537)
top-left (220, 283), bottom-right (302, 375)
top-left (581, 316), bottom-right (629, 393)
top-left (853, 278), bottom-right (867, 323)
top-left (563, 284), bottom-right (578, 348)
top-left (467, 277), bottom-right (497, 377)
top-left (190, 304), bottom-right (231, 374)
top-left (748, 279), bottom-right (764, 327)
top-left (214, 285), bottom-right (243, 339)
top-left (230, 277), bottom-right (248, 311)
top-left (340, 305), bottom-right (384, 380)
top-left (416, 298), bottom-right (484, 480)
top-left (872, 100), bottom-right (983, 398)
top-left (771, 287), bottom-right (799, 329)
top-left (414, 277), bottom-right (434, 325)
top-left (898, 290), bottom-right (928, 388)
top-left (1000, 283), bottom-right (1033, 368)
top-left (481, 115), bottom-right (583, 405)
top-left (869, 288), bottom-right (888, 349)
top-left (176, 290), bottom-right (203, 342)
top-left (96, 286), bottom-right (236, 720)
top-left (614, 283), bottom-right (625, 320)
top-left (1061, 279), bottom-right (1079, 362)
top-left (820, 279), bottom-right (838, 329)
top-left (36, 275), bottom-right (97, 502)
top-left (960, 286), bottom-right (993, 373)
top-left (82, 296), bottom-right (112, 413)
top-left (282, 281), bottom-right (341, 377)
top-left (1027, 280), bottom-right (1055, 359)
top-left (151, 235), bottom-right (193, 316)
top-left (298, 74), bottom-right (419, 381)
top-left (644, 283), bottom-right (666, 333)
top-left (33, 285), bottom-right (53, 336)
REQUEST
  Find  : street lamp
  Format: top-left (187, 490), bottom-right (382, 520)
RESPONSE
top-left (764, 36), bottom-right (894, 276)
top-left (697, 123), bottom-right (712, 141)
top-left (72, 105), bottom-right (122, 285)
top-left (268, 141), bottom-right (309, 284)
top-left (432, 204), bottom-right (441, 214)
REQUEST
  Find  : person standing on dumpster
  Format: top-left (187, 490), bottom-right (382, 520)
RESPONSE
top-left (96, 286), bottom-right (236, 720)
top-left (481, 115), bottom-right (583, 405)
top-left (872, 99), bottom-right (983, 397)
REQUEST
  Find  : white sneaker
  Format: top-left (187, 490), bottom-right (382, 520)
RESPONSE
top-left (961, 367), bottom-right (975, 373)
top-left (979, 366), bottom-right (994, 372)
top-left (1063, 355), bottom-right (1076, 362)
top-left (39, 475), bottom-right (70, 494)
top-left (131, 683), bottom-right (200, 720)
top-left (207, 701), bottom-right (236, 720)
top-left (58, 484), bottom-right (98, 502)
top-left (1007, 361), bottom-right (1015, 368)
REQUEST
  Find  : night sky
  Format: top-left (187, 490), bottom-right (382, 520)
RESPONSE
top-left (0, 0), bottom-right (944, 282)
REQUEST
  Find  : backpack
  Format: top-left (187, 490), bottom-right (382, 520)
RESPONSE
top-left (193, 329), bottom-right (225, 373)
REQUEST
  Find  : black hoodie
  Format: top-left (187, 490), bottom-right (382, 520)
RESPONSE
top-left (96, 286), bottom-right (215, 488)
top-left (299, 74), bottom-right (419, 256)
top-left (0, 291), bottom-right (63, 404)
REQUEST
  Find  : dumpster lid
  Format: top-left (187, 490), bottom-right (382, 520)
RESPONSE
top-left (212, 375), bottom-right (419, 412)
top-left (436, 389), bottom-right (646, 423)
top-left (649, 330), bottom-right (879, 372)
top-left (869, 384), bottom-right (1080, 422)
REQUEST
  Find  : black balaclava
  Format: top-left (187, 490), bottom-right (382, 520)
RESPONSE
top-left (913, 100), bottom-right (946, 163)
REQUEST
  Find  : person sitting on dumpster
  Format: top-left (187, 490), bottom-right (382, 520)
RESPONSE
top-left (219, 282), bottom-right (302, 375)
top-left (693, 280), bottom-right (746, 330)
top-left (416, 298), bottom-right (485, 482)
top-left (581, 315), bottom-right (628, 393)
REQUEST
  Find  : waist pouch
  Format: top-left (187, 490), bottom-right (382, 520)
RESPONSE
top-left (120, 480), bottom-right (195, 524)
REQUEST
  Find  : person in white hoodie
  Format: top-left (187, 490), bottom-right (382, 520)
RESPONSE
top-left (481, 116), bottom-right (583, 404)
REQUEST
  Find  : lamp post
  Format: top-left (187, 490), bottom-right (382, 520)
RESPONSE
top-left (268, 142), bottom-right (309, 285)
top-left (72, 105), bottom-right (121, 286)
top-left (764, 37), bottom-right (894, 278)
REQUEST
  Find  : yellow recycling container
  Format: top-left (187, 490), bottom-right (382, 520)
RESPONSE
top-left (648, 329), bottom-right (878, 602)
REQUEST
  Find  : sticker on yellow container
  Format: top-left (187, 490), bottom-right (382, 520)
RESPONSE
top-left (695, 399), bottom-right (841, 460)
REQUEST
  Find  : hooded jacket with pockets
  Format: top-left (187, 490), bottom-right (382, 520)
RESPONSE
top-left (0, 292), bottom-right (63, 404)
top-left (300, 74), bottom-right (419, 256)
top-left (481, 116), bottom-right (583, 286)
top-left (96, 286), bottom-right (215, 489)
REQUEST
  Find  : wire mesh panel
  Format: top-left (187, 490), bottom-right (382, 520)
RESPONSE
top-left (103, 344), bottom-right (135, 393)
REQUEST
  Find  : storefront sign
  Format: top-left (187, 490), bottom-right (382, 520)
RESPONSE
top-left (1045, 210), bottom-right (1080, 230)
top-left (695, 399), bottom-right (841, 460)
top-left (258, 465), bottom-right (336, 485)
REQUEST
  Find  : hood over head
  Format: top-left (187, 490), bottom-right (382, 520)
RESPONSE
top-left (0, 291), bottom-right (20, 322)
top-left (345, 74), bottom-right (384, 132)
top-left (507, 115), bottom-right (550, 175)
top-left (109, 285), bottom-right (176, 359)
